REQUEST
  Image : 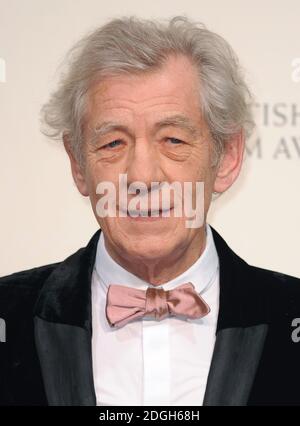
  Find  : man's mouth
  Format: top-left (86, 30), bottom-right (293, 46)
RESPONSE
top-left (119, 207), bottom-right (174, 217)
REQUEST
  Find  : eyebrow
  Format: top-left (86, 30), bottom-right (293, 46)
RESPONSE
top-left (88, 114), bottom-right (200, 144)
top-left (153, 114), bottom-right (200, 138)
top-left (88, 122), bottom-right (131, 145)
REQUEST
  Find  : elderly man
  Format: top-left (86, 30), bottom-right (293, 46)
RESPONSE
top-left (0, 16), bottom-right (300, 406)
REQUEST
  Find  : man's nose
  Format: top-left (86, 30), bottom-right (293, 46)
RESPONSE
top-left (126, 138), bottom-right (165, 189)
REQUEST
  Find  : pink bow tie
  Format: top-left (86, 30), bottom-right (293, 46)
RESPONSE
top-left (105, 282), bottom-right (210, 328)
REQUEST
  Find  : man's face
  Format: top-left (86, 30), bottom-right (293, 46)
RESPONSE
top-left (78, 55), bottom-right (218, 263)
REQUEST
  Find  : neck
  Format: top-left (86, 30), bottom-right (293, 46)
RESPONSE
top-left (103, 227), bottom-right (207, 286)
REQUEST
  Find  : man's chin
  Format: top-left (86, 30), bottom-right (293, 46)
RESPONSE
top-left (103, 220), bottom-right (185, 261)
top-left (120, 237), bottom-right (177, 261)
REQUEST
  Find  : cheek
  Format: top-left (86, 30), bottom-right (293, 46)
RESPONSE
top-left (178, 161), bottom-right (212, 186)
top-left (185, 157), bottom-right (215, 214)
top-left (192, 145), bottom-right (215, 186)
top-left (85, 166), bottom-right (124, 223)
top-left (84, 158), bottom-right (114, 194)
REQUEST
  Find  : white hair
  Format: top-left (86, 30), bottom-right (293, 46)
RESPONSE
top-left (40, 15), bottom-right (255, 165)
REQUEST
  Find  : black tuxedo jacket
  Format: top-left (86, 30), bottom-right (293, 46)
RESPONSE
top-left (1, 227), bottom-right (300, 406)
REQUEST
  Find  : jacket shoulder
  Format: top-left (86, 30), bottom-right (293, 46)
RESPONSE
top-left (0, 263), bottom-right (61, 318)
top-left (249, 263), bottom-right (300, 294)
top-left (210, 225), bottom-right (300, 322)
top-left (0, 262), bottom-right (60, 290)
top-left (249, 264), bottom-right (300, 314)
top-left (0, 229), bottom-right (101, 319)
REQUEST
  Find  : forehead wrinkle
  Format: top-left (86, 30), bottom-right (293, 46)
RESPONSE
top-left (86, 112), bottom-right (203, 145)
top-left (91, 98), bottom-right (186, 111)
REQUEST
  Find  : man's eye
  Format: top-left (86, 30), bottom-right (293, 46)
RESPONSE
top-left (166, 137), bottom-right (184, 145)
top-left (103, 140), bottom-right (123, 149)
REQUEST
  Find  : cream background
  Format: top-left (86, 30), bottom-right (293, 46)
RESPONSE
top-left (0, 0), bottom-right (299, 277)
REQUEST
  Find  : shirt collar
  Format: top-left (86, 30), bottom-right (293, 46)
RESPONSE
top-left (94, 223), bottom-right (219, 295)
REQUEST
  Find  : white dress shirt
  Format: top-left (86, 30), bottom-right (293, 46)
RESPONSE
top-left (91, 223), bottom-right (220, 406)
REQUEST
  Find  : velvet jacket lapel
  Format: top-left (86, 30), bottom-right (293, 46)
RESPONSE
top-left (33, 227), bottom-right (268, 406)
top-left (33, 231), bottom-right (100, 406)
top-left (203, 229), bottom-right (268, 405)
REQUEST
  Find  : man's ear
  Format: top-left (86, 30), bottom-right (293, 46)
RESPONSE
top-left (63, 134), bottom-right (89, 196)
top-left (213, 130), bottom-right (245, 193)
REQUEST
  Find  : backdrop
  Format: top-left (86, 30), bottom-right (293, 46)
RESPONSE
top-left (0, 0), bottom-right (299, 277)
